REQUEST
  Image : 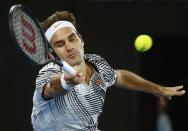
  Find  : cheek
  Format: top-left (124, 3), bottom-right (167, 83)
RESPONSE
top-left (80, 46), bottom-right (85, 56)
top-left (79, 41), bottom-right (84, 49)
top-left (53, 48), bottom-right (66, 58)
top-left (78, 44), bottom-right (84, 53)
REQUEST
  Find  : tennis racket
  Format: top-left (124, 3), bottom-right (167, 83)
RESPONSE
top-left (9, 4), bottom-right (76, 75)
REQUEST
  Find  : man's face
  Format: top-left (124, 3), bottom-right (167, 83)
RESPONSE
top-left (50, 27), bottom-right (84, 66)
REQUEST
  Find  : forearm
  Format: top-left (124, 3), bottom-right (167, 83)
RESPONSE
top-left (115, 70), bottom-right (163, 95)
top-left (43, 72), bottom-right (82, 98)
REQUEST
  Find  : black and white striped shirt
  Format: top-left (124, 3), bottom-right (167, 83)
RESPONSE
top-left (31, 54), bottom-right (117, 131)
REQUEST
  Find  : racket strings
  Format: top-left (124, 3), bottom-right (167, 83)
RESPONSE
top-left (11, 8), bottom-right (47, 64)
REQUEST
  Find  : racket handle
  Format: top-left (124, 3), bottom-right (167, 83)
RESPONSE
top-left (61, 61), bottom-right (76, 75)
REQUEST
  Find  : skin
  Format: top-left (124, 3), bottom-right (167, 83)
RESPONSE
top-left (44, 27), bottom-right (185, 100)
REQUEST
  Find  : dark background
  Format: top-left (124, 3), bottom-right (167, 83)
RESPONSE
top-left (1, 0), bottom-right (188, 131)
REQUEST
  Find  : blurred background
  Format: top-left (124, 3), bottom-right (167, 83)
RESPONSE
top-left (1, 0), bottom-right (188, 131)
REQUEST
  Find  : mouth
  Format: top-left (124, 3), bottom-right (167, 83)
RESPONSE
top-left (68, 51), bottom-right (79, 58)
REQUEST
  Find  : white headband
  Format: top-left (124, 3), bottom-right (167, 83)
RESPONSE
top-left (45, 21), bottom-right (76, 42)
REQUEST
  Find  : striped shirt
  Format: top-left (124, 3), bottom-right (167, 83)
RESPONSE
top-left (31, 54), bottom-right (117, 131)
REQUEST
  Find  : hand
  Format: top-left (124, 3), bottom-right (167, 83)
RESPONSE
top-left (158, 85), bottom-right (185, 106)
top-left (161, 85), bottom-right (185, 98)
top-left (63, 72), bottom-right (84, 86)
top-left (159, 85), bottom-right (185, 105)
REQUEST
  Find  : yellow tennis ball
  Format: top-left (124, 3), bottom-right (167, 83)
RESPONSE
top-left (134, 34), bottom-right (153, 52)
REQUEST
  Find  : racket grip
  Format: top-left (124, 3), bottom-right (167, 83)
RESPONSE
top-left (61, 61), bottom-right (76, 75)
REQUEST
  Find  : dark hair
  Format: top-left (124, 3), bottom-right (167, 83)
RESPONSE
top-left (41, 11), bottom-right (76, 32)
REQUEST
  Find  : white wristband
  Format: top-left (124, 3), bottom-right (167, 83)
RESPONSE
top-left (60, 74), bottom-right (73, 91)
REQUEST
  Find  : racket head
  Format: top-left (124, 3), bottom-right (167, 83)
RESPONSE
top-left (9, 4), bottom-right (48, 65)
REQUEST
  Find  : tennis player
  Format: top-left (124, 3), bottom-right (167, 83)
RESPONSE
top-left (31, 11), bottom-right (185, 131)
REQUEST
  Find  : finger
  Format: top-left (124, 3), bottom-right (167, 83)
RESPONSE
top-left (174, 85), bottom-right (183, 90)
top-left (167, 96), bottom-right (172, 100)
top-left (175, 90), bottom-right (186, 96)
top-left (48, 52), bottom-right (55, 59)
top-left (64, 72), bottom-right (84, 85)
top-left (160, 96), bottom-right (166, 106)
top-left (76, 72), bottom-right (82, 77)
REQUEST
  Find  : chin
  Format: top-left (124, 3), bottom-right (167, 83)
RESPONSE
top-left (67, 58), bottom-right (82, 66)
top-left (65, 53), bottom-right (84, 66)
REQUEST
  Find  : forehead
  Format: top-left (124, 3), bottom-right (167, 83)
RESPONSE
top-left (50, 27), bottom-right (77, 43)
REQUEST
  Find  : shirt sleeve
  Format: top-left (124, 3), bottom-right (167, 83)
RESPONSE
top-left (99, 57), bottom-right (117, 87)
top-left (35, 62), bottom-right (63, 100)
top-left (89, 54), bottom-right (117, 89)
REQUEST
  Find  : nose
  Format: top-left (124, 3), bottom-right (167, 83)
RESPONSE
top-left (65, 41), bottom-right (74, 52)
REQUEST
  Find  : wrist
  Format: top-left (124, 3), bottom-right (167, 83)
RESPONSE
top-left (156, 85), bottom-right (165, 96)
top-left (60, 74), bottom-right (73, 91)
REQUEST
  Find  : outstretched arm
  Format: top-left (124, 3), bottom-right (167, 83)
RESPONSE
top-left (114, 69), bottom-right (185, 98)
top-left (43, 73), bottom-right (83, 98)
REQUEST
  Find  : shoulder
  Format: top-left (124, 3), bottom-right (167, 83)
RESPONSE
top-left (85, 54), bottom-right (113, 72)
top-left (84, 54), bottom-right (106, 62)
top-left (84, 54), bottom-right (108, 68)
top-left (85, 54), bottom-right (117, 87)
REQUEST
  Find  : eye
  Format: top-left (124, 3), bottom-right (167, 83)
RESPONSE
top-left (54, 41), bottom-right (65, 47)
top-left (69, 35), bottom-right (77, 42)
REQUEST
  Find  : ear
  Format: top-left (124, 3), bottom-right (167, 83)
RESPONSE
top-left (77, 33), bottom-right (84, 46)
top-left (48, 52), bottom-right (55, 60)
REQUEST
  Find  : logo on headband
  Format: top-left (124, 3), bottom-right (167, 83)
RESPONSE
top-left (45, 21), bottom-right (76, 42)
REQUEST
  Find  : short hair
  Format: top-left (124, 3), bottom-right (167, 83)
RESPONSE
top-left (41, 11), bottom-right (76, 32)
